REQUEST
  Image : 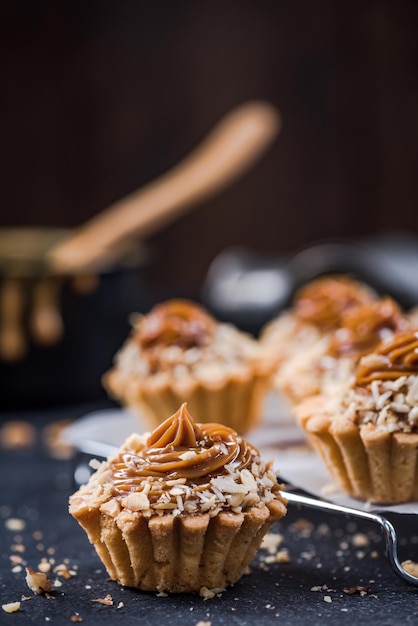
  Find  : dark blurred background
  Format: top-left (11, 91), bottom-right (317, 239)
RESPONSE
top-left (2, 0), bottom-right (417, 294)
top-left (1, 0), bottom-right (418, 409)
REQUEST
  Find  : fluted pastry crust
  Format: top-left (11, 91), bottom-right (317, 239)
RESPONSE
top-left (296, 330), bottom-right (418, 503)
top-left (69, 405), bottom-right (287, 593)
top-left (104, 299), bottom-right (274, 433)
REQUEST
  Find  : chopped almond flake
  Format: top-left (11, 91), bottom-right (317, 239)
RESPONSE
top-left (92, 594), bottom-right (113, 606)
top-left (123, 492), bottom-right (150, 512)
top-left (25, 567), bottom-right (53, 595)
top-left (276, 549), bottom-right (291, 563)
top-left (199, 586), bottom-right (225, 600)
top-left (261, 533), bottom-right (283, 554)
top-left (38, 561), bottom-right (51, 573)
top-left (70, 614), bottom-right (83, 622)
top-left (54, 564), bottom-right (73, 579)
top-left (2, 602), bottom-right (21, 613)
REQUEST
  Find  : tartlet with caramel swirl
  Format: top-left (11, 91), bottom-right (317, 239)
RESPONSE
top-left (103, 299), bottom-right (274, 433)
top-left (69, 404), bottom-right (287, 594)
top-left (296, 329), bottom-right (418, 504)
top-left (260, 275), bottom-right (376, 404)
top-left (273, 296), bottom-right (410, 405)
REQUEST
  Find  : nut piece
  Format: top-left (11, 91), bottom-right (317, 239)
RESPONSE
top-left (2, 602), bottom-right (21, 613)
top-left (25, 567), bottom-right (53, 594)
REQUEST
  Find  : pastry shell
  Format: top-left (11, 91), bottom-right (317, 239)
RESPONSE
top-left (69, 495), bottom-right (286, 593)
top-left (297, 396), bottom-right (418, 504)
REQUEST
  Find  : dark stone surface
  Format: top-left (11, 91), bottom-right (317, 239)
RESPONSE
top-left (1, 405), bottom-right (417, 625)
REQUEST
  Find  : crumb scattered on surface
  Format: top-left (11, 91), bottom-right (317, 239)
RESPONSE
top-left (261, 533), bottom-right (284, 554)
top-left (92, 594), bottom-right (113, 606)
top-left (343, 585), bottom-right (372, 595)
top-left (25, 567), bottom-right (53, 595)
top-left (199, 586), bottom-right (225, 600)
top-left (70, 614), bottom-right (83, 623)
top-left (38, 559), bottom-right (51, 573)
top-left (54, 563), bottom-right (75, 579)
top-left (2, 602), bottom-right (21, 613)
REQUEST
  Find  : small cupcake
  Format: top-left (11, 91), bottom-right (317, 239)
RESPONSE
top-left (297, 329), bottom-right (418, 504)
top-left (69, 404), bottom-right (287, 594)
top-left (276, 297), bottom-right (410, 405)
top-left (103, 299), bottom-right (274, 433)
top-left (260, 275), bottom-right (376, 404)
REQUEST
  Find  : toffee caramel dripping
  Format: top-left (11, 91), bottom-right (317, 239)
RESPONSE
top-left (356, 330), bottom-right (418, 386)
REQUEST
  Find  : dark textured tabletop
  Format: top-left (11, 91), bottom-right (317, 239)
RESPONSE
top-left (1, 404), bottom-right (418, 626)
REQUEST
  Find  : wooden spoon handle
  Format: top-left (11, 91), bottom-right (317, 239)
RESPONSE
top-left (48, 101), bottom-right (281, 273)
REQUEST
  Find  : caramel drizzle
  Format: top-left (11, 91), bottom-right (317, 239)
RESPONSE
top-left (112, 404), bottom-right (257, 494)
top-left (355, 330), bottom-right (418, 386)
top-left (136, 299), bottom-right (216, 351)
top-left (327, 297), bottom-right (408, 359)
top-left (294, 275), bottom-right (373, 331)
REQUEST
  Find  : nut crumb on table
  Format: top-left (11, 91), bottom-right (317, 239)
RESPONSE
top-left (25, 567), bottom-right (53, 595)
top-left (2, 601), bottom-right (21, 613)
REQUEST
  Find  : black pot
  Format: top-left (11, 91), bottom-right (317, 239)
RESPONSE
top-left (0, 262), bottom-right (154, 410)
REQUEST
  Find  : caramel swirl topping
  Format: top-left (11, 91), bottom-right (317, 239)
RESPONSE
top-left (111, 404), bottom-right (257, 495)
top-left (294, 275), bottom-right (373, 331)
top-left (135, 299), bottom-right (216, 351)
top-left (327, 297), bottom-right (409, 359)
top-left (356, 329), bottom-right (418, 386)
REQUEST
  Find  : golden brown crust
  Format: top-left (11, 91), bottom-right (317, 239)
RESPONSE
top-left (71, 502), bottom-right (286, 593)
top-left (69, 406), bottom-right (287, 593)
top-left (298, 398), bottom-right (418, 503)
top-left (104, 365), bottom-right (271, 433)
